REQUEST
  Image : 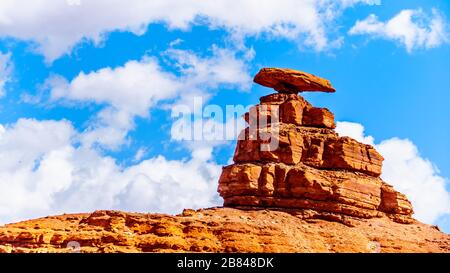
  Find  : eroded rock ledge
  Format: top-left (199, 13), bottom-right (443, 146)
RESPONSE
top-left (219, 92), bottom-right (413, 224)
top-left (0, 208), bottom-right (449, 253)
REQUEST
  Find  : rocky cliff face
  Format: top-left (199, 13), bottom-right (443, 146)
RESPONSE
top-left (219, 69), bottom-right (413, 226)
top-left (0, 68), bottom-right (448, 253)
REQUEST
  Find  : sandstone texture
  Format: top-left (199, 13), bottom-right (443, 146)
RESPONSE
top-left (0, 67), bottom-right (448, 253)
top-left (0, 208), bottom-right (448, 253)
top-left (254, 68), bottom-right (336, 93)
top-left (220, 91), bottom-right (412, 224)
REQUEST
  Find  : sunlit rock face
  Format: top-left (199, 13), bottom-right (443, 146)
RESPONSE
top-left (219, 68), bottom-right (413, 224)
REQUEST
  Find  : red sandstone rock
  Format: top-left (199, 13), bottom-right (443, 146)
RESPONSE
top-left (0, 208), bottom-right (448, 253)
top-left (246, 93), bottom-right (335, 129)
top-left (234, 126), bottom-right (303, 165)
top-left (0, 69), bottom-right (444, 254)
top-left (218, 162), bottom-right (412, 223)
top-left (280, 99), bottom-right (304, 125)
top-left (254, 68), bottom-right (336, 93)
top-left (224, 84), bottom-right (409, 226)
top-left (233, 124), bottom-right (383, 176)
top-left (218, 164), bottom-right (261, 197)
top-left (379, 184), bottom-right (414, 216)
top-left (260, 93), bottom-right (305, 105)
top-left (322, 137), bottom-right (383, 177)
top-left (303, 107), bottom-right (336, 129)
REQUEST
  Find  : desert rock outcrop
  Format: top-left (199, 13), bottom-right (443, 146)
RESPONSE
top-left (219, 68), bottom-right (413, 225)
top-left (0, 68), bottom-right (448, 253)
top-left (0, 208), bottom-right (449, 253)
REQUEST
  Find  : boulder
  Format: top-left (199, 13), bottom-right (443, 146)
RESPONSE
top-left (254, 67), bottom-right (336, 93)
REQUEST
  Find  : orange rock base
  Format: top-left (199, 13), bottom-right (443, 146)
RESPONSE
top-left (0, 208), bottom-right (448, 253)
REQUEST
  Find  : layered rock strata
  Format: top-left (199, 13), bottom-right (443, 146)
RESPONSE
top-left (1, 208), bottom-right (449, 253)
top-left (218, 71), bottom-right (413, 224)
top-left (1, 68), bottom-right (447, 254)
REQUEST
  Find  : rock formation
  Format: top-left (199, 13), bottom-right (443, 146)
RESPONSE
top-left (253, 68), bottom-right (336, 93)
top-left (0, 68), bottom-right (448, 253)
top-left (1, 208), bottom-right (449, 253)
top-left (219, 68), bottom-right (413, 225)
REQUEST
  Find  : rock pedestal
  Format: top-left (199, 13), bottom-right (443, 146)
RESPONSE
top-left (1, 70), bottom-right (448, 254)
top-left (218, 68), bottom-right (414, 224)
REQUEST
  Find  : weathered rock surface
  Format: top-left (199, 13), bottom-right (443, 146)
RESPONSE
top-left (219, 163), bottom-right (412, 224)
top-left (221, 73), bottom-right (412, 225)
top-left (0, 208), bottom-right (448, 253)
top-left (254, 68), bottom-right (336, 93)
top-left (0, 68), bottom-right (446, 254)
top-left (235, 94), bottom-right (383, 176)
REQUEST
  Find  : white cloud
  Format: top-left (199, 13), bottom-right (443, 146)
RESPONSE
top-left (335, 121), bottom-right (374, 145)
top-left (133, 147), bottom-right (147, 162)
top-left (339, 0), bottom-right (380, 7)
top-left (0, 44), bottom-right (251, 224)
top-left (0, 0), bottom-right (379, 61)
top-left (50, 57), bottom-right (181, 116)
top-left (0, 45), bottom-right (250, 222)
top-left (0, 118), bottom-right (222, 224)
top-left (336, 121), bottom-right (450, 224)
top-left (349, 8), bottom-right (449, 52)
top-left (166, 46), bottom-right (252, 91)
top-left (0, 51), bottom-right (12, 97)
top-left (48, 56), bottom-right (182, 149)
top-left (377, 138), bottom-right (450, 223)
top-left (48, 46), bottom-right (250, 149)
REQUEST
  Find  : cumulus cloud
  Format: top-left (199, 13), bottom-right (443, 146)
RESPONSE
top-left (50, 57), bottom-right (181, 116)
top-left (48, 56), bottom-right (182, 149)
top-left (349, 8), bottom-right (449, 52)
top-left (0, 51), bottom-right (12, 97)
top-left (336, 121), bottom-right (450, 224)
top-left (0, 118), bottom-right (222, 224)
top-left (0, 0), bottom-right (379, 61)
top-left (0, 45), bottom-right (252, 223)
top-left (334, 121), bottom-right (374, 145)
top-left (48, 46), bottom-right (250, 149)
top-left (165, 46), bottom-right (252, 92)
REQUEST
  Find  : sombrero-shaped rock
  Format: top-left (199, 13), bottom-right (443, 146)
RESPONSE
top-left (254, 67), bottom-right (335, 94)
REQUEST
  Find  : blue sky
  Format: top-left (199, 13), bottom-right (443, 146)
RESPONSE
top-left (0, 0), bottom-right (449, 232)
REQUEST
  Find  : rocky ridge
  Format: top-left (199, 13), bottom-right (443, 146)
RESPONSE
top-left (0, 208), bottom-right (449, 253)
top-left (0, 67), bottom-right (448, 253)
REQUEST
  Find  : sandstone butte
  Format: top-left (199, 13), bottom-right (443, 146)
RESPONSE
top-left (0, 68), bottom-right (448, 253)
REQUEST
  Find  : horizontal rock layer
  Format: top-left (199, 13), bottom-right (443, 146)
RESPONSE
top-left (237, 93), bottom-right (383, 176)
top-left (234, 125), bottom-right (383, 177)
top-left (246, 93), bottom-right (335, 129)
top-left (220, 91), bottom-right (413, 224)
top-left (1, 208), bottom-right (448, 253)
top-left (218, 163), bottom-right (413, 223)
